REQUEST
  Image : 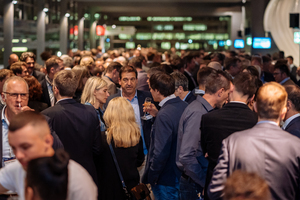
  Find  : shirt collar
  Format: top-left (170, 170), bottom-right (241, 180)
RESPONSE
top-left (184, 69), bottom-right (192, 76)
top-left (1, 106), bottom-right (9, 125)
top-left (159, 94), bottom-right (176, 107)
top-left (257, 120), bottom-right (278, 126)
top-left (282, 113), bottom-right (300, 130)
top-left (194, 89), bottom-right (205, 95)
top-left (121, 90), bottom-right (138, 102)
top-left (56, 98), bottom-right (73, 104)
top-left (280, 77), bottom-right (290, 85)
top-left (229, 101), bottom-right (247, 105)
top-left (182, 91), bottom-right (191, 101)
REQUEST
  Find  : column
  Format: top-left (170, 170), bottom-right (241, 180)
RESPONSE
top-left (90, 21), bottom-right (97, 49)
top-left (230, 12), bottom-right (243, 50)
top-left (37, 0), bottom-right (45, 65)
top-left (60, 0), bottom-right (69, 54)
top-left (3, 0), bottom-right (14, 68)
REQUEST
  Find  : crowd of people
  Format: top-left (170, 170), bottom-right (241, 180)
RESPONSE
top-left (0, 46), bottom-right (299, 200)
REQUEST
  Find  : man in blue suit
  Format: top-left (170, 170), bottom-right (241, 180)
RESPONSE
top-left (282, 85), bottom-right (300, 138)
top-left (142, 73), bottom-right (188, 200)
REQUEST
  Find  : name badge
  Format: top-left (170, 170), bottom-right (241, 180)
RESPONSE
top-left (3, 157), bottom-right (16, 167)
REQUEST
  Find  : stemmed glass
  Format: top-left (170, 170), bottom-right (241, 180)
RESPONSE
top-left (141, 97), bottom-right (152, 120)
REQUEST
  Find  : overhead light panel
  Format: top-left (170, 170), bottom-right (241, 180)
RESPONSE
top-left (12, 0), bottom-right (18, 4)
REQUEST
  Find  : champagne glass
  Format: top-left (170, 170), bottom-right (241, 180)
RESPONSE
top-left (141, 97), bottom-right (152, 120)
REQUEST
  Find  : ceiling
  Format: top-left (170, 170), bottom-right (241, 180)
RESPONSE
top-left (74, 0), bottom-right (248, 17)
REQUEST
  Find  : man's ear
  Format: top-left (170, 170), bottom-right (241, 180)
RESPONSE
top-left (177, 86), bottom-right (184, 93)
top-left (217, 87), bottom-right (225, 97)
top-left (253, 101), bottom-right (258, 113)
top-left (247, 94), bottom-right (255, 104)
top-left (1, 93), bottom-right (6, 103)
top-left (25, 186), bottom-right (35, 200)
top-left (286, 100), bottom-right (292, 112)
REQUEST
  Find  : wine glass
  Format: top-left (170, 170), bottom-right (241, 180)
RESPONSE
top-left (141, 97), bottom-right (152, 120)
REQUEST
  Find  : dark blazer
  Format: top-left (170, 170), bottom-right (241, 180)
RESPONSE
top-left (40, 79), bottom-right (51, 107)
top-left (184, 91), bottom-right (196, 104)
top-left (32, 70), bottom-right (45, 82)
top-left (42, 99), bottom-right (101, 184)
top-left (184, 71), bottom-right (197, 91)
top-left (28, 100), bottom-right (48, 112)
top-left (97, 132), bottom-right (144, 200)
top-left (285, 116), bottom-right (300, 138)
top-left (262, 71), bottom-right (275, 82)
top-left (142, 97), bottom-right (188, 186)
top-left (201, 102), bottom-right (257, 199)
top-left (0, 108), bottom-right (63, 168)
top-left (106, 90), bottom-right (154, 150)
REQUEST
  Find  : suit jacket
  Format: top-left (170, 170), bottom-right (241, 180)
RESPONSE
top-left (184, 71), bottom-right (197, 91)
top-left (42, 99), bottom-right (101, 184)
top-left (285, 116), bottom-right (300, 138)
top-left (0, 108), bottom-right (63, 168)
top-left (106, 90), bottom-right (153, 150)
top-left (40, 79), bottom-right (51, 107)
top-left (282, 78), bottom-right (296, 86)
top-left (32, 70), bottom-right (45, 82)
top-left (102, 75), bottom-right (117, 96)
top-left (184, 91), bottom-right (196, 104)
top-left (201, 102), bottom-right (258, 199)
top-left (142, 97), bottom-right (188, 186)
top-left (208, 122), bottom-right (300, 200)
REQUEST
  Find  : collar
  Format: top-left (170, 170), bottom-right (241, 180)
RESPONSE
top-left (1, 106), bottom-right (9, 125)
top-left (282, 113), bottom-right (300, 130)
top-left (280, 77), bottom-right (290, 85)
top-left (159, 94), bottom-right (176, 107)
top-left (56, 98), bottom-right (73, 104)
top-left (45, 75), bottom-right (53, 86)
top-left (257, 120), bottom-right (278, 126)
top-left (184, 69), bottom-right (192, 76)
top-left (104, 75), bottom-right (114, 83)
top-left (121, 90), bottom-right (137, 102)
top-left (229, 101), bottom-right (247, 105)
top-left (194, 89), bottom-right (205, 95)
top-left (182, 91), bottom-right (191, 101)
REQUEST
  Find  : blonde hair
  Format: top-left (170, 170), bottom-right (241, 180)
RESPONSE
top-left (81, 77), bottom-right (108, 105)
top-left (104, 97), bottom-right (140, 148)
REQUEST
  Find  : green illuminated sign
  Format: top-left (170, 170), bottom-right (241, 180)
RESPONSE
top-left (294, 32), bottom-right (300, 44)
top-left (183, 24), bottom-right (207, 31)
top-left (119, 16), bottom-right (141, 21)
top-left (147, 17), bottom-right (192, 22)
top-left (247, 37), bottom-right (252, 45)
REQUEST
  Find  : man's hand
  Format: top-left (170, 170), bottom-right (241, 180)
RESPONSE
top-left (21, 106), bottom-right (34, 112)
top-left (143, 103), bottom-right (158, 117)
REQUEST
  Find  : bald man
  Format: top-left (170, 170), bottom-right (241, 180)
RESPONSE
top-left (6, 54), bottom-right (19, 69)
top-left (0, 111), bottom-right (97, 200)
top-left (208, 82), bottom-right (300, 200)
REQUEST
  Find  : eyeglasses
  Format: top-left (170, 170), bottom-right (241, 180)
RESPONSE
top-left (4, 92), bottom-right (29, 99)
top-left (273, 72), bottom-right (282, 76)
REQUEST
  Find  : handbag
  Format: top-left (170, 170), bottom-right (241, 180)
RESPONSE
top-left (109, 143), bottom-right (151, 200)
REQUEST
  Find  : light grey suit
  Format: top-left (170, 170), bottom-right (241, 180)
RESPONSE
top-left (208, 122), bottom-right (300, 200)
top-left (102, 75), bottom-right (117, 96)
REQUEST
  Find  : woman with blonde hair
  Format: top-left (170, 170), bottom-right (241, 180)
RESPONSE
top-left (98, 97), bottom-right (144, 200)
top-left (81, 76), bottom-right (109, 131)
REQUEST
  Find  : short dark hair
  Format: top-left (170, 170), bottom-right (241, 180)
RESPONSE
top-left (128, 57), bottom-right (142, 69)
top-left (0, 69), bottom-right (14, 82)
top-left (244, 65), bottom-right (260, 78)
top-left (183, 54), bottom-right (194, 66)
top-left (26, 149), bottom-right (69, 200)
top-left (170, 71), bottom-right (188, 91)
top-left (233, 72), bottom-right (259, 100)
top-left (20, 52), bottom-right (36, 62)
top-left (147, 67), bottom-right (165, 77)
top-left (262, 55), bottom-right (271, 64)
top-left (224, 57), bottom-right (241, 70)
top-left (45, 57), bottom-right (60, 74)
top-left (284, 85), bottom-right (300, 112)
top-left (150, 73), bottom-right (175, 97)
top-left (119, 65), bottom-right (137, 79)
top-left (205, 70), bottom-right (232, 94)
top-left (40, 51), bottom-right (52, 62)
top-left (106, 62), bottom-right (122, 73)
top-left (9, 111), bottom-right (48, 132)
top-left (197, 67), bottom-right (216, 86)
top-left (54, 70), bottom-right (78, 97)
top-left (10, 62), bottom-right (25, 75)
top-left (287, 56), bottom-right (294, 61)
top-left (147, 52), bottom-right (155, 61)
top-left (274, 63), bottom-right (290, 77)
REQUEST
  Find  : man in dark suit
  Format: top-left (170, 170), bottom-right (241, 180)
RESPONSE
top-left (183, 54), bottom-right (197, 91)
top-left (201, 72), bottom-right (259, 200)
top-left (177, 70), bottom-right (232, 200)
top-left (171, 71), bottom-right (196, 104)
top-left (40, 57), bottom-right (64, 107)
top-left (42, 70), bottom-right (100, 184)
top-left (142, 73), bottom-right (188, 200)
top-left (20, 52), bottom-right (45, 82)
top-left (273, 63), bottom-right (296, 86)
top-left (208, 82), bottom-right (300, 200)
top-left (261, 55), bottom-right (275, 83)
top-left (283, 85), bottom-right (300, 138)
